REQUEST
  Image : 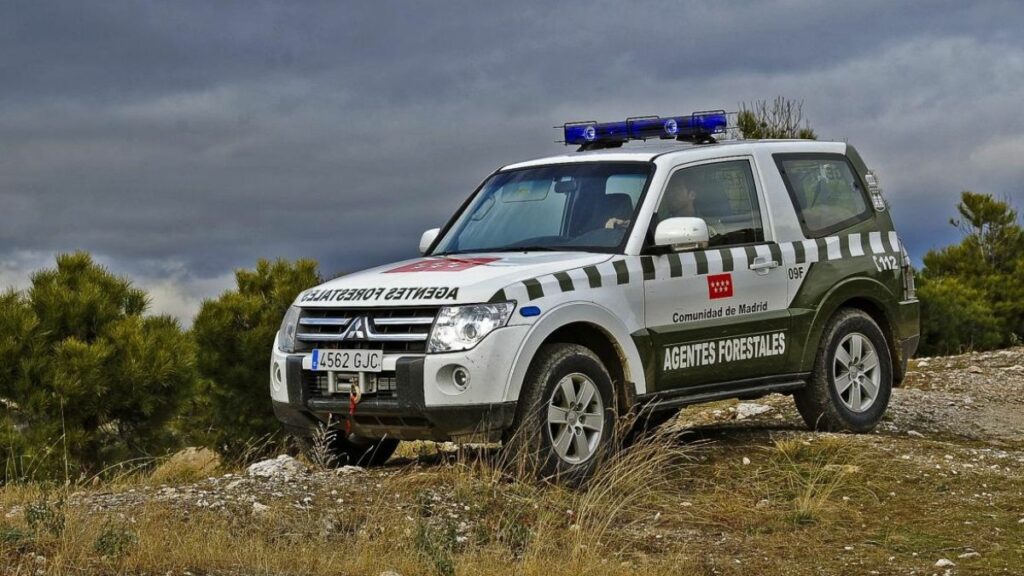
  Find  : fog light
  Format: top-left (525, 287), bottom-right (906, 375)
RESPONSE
top-left (272, 361), bottom-right (283, 392)
top-left (452, 367), bottom-right (470, 390)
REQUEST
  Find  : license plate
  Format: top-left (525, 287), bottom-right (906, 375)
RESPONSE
top-left (306, 349), bottom-right (383, 373)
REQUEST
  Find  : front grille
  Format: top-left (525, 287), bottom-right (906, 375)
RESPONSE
top-left (295, 307), bottom-right (438, 354)
top-left (303, 370), bottom-right (398, 399)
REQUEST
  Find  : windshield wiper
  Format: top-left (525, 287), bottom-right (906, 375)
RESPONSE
top-left (434, 246), bottom-right (564, 256)
top-left (487, 246), bottom-right (564, 253)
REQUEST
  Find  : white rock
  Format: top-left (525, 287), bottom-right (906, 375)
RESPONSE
top-left (252, 502), bottom-right (269, 514)
top-left (907, 430), bottom-right (925, 438)
top-left (967, 365), bottom-right (983, 374)
top-left (934, 558), bottom-right (956, 568)
top-left (917, 360), bottom-right (930, 368)
top-left (246, 455), bottom-right (308, 479)
top-left (742, 457), bottom-right (751, 465)
top-left (958, 551), bottom-right (980, 559)
top-left (734, 403), bottom-right (773, 420)
top-left (335, 465), bottom-right (366, 475)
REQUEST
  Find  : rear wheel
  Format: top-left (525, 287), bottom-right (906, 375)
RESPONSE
top-left (507, 343), bottom-right (616, 485)
top-left (794, 308), bottom-right (893, 432)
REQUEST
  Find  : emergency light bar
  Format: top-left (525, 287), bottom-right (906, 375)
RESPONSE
top-left (562, 110), bottom-right (728, 150)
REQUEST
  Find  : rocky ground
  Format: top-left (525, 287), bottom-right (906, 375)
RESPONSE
top-left (2, 348), bottom-right (1022, 575)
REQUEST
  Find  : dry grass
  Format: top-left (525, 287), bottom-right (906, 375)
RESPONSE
top-left (1, 426), bottom-right (1022, 575)
top-left (0, 427), bottom-right (696, 576)
top-left (767, 437), bottom-right (863, 525)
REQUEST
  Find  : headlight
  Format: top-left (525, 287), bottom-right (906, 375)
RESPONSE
top-left (427, 302), bottom-right (515, 353)
top-left (277, 305), bottom-right (302, 353)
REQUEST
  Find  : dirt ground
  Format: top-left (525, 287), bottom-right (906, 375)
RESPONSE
top-left (2, 348), bottom-right (1022, 576)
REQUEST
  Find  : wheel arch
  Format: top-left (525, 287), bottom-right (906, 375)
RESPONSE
top-left (503, 302), bottom-right (647, 407)
top-left (799, 277), bottom-right (906, 384)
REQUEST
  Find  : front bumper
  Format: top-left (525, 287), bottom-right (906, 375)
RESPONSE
top-left (272, 355), bottom-right (516, 442)
top-left (269, 325), bottom-right (527, 441)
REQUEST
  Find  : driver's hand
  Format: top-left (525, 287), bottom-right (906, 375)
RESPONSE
top-left (605, 217), bottom-right (630, 229)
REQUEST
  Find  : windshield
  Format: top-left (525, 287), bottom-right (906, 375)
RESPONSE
top-left (433, 162), bottom-right (652, 255)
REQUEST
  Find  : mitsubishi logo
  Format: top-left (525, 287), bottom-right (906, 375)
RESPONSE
top-left (341, 316), bottom-right (371, 340)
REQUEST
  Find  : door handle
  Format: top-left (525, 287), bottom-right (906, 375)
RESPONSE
top-left (749, 256), bottom-right (780, 274)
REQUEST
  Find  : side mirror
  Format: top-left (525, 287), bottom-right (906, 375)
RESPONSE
top-left (654, 217), bottom-right (709, 252)
top-left (419, 228), bottom-right (440, 255)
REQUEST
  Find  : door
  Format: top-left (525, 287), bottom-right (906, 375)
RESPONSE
top-left (642, 158), bottom-right (791, 393)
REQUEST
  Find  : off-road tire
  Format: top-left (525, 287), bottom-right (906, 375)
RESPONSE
top-left (506, 343), bottom-right (616, 486)
top-left (794, 308), bottom-right (893, 432)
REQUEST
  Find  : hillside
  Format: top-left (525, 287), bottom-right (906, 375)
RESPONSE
top-left (2, 349), bottom-right (1022, 576)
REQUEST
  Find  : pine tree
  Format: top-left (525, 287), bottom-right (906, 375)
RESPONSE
top-left (918, 192), bottom-right (1024, 354)
top-left (0, 252), bottom-right (195, 480)
top-left (737, 97), bottom-right (817, 140)
top-left (189, 259), bottom-right (321, 456)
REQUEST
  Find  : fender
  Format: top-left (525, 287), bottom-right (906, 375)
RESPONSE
top-left (502, 301), bottom-right (648, 403)
top-left (796, 275), bottom-right (900, 372)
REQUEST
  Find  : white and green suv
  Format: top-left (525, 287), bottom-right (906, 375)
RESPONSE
top-left (270, 112), bottom-right (920, 481)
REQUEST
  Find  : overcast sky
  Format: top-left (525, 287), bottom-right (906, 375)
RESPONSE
top-left (3, 1), bottom-right (1024, 322)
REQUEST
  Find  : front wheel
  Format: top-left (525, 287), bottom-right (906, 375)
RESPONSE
top-left (794, 308), bottom-right (893, 432)
top-left (506, 343), bottom-right (616, 485)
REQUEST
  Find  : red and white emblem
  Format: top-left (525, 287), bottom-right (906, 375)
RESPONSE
top-left (386, 257), bottom-right (498, 273)
top-left (707, 273), bottom-right (734, 299)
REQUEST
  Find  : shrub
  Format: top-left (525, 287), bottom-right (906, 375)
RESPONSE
top-left (917, 192), bottom-right (1024, 354)
top-left (918, 276), bottom-right (1003, 355)
top-left (189, 258), bottom-right (320, 456)
top-left (0, 252), bottom-right (195, 480)
top-left (94, 523), bottom-right (138, 558)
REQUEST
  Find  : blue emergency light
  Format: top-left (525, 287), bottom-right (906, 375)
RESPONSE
top-left (562, 110), bottom-right (728, 150)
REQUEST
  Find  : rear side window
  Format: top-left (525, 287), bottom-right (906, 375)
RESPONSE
top-left (775, 154), bottom-right (871, 237)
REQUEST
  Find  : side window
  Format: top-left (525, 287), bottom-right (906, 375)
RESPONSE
top-left (657, 160), bottom-right (764, 247)
top-left (775, 154), bottom-right (870, 237)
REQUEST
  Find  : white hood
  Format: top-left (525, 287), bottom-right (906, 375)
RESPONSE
top-left (296, 252), bottom-right (613, 308)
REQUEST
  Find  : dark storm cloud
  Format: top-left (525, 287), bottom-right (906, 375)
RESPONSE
top-left (2, 1), bottom-right (1024, 320)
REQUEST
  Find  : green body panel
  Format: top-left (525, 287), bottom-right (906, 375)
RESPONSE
top-left (639, 311), bottom-right (790, 393)
top-left (787, 224), bottom-right (917, 375)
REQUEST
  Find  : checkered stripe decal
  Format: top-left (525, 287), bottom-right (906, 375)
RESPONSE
top-left (488, 231), bottom-right (902, 303)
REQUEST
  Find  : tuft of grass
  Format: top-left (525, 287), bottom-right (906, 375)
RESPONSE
top-left (94, 522), bottom-right (138, 558)
top-left (0, 523), bottom-right (31, 545)
top-left (765, 437), bottom-right (861, 525)
top-left (306, 419), bottom-right (340, 471)
top-left (414, 516), bottom-right (458, 576)
top-left (565, 426), bottom-right (693, 560)
top-left (25, 492), bottom-right (66, 537)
